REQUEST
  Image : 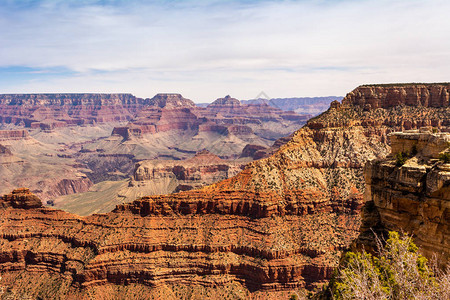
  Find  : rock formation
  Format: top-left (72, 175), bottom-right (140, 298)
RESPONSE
top-left (147, 93), bottom-right (196, 108)
top-left (359, 130), bottom-right (450, 263)
top-left (101, 94), bottom-right (310, 161)
top-left (0, 83), bottom-right (449, 298)
top-left (0, 129), bottom-right (30, 141)
top-left (131, 149), bottom-right (247, 192)
top-left (56, 150), bottom-right (250, 216)
top-left (0, 188), bottom-right (42, 209)
top-left (344, 83), bottom-right (450, 109)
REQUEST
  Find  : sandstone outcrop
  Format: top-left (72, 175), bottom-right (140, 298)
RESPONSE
top-left (343, 83), bottom-right (450, 109)
top-left (0, 188), bottom-right (42, 208)
top-left (359, 130), bottom-right (450, 263)
top-left (0, 129), bottom-right (30, 141)
top-left (147, 93), bottom-right (196, 108)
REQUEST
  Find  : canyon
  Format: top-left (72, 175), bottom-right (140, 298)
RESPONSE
top-left (0, 93), bottom-right (312, 204)
top-left (55, 150), bottom-right (250, 216)
top-left (0, 83), bottom-right (449, 299)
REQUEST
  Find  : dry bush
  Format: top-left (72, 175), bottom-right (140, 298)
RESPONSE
top-left (328, 231), bottom-right (449, 300)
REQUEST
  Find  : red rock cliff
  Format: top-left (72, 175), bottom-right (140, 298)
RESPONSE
top-left (342, 83), bottom-right (450, 109)
top-left (0, 93), bottom-right (145, 127)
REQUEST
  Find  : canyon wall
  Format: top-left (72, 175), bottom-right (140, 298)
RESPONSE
top-left (0, 93), bottom-right (145, 127)
top-left (343, 83), bottom-right (450, 109)
top-left (0, 129), bottom-right (30, 140)
top-left (360, 130), bottom-right (450, 262)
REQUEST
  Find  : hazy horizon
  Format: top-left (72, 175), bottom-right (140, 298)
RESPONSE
top-left (1, 0), bottom-right (449, 102)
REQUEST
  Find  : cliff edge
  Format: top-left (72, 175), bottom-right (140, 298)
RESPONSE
top-left (360, 129), bottom-right (450, 263)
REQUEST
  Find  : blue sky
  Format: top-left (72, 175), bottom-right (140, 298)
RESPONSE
top-left (0, 0), bottom-right (449, 102)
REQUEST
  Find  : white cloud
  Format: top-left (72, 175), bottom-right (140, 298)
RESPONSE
top-left (0, 0), bottom-right (449, 102)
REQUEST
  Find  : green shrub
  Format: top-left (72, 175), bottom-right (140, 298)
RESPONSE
top-left (438, 152), bottom-right (450, 163)
top-left (395, 151), bottom-right (409, 166)
top-left (329, 231), bottom-right (449, 300)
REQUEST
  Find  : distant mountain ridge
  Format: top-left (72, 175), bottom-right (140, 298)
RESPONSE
top-left (242, 96), bottom-right (342, 115)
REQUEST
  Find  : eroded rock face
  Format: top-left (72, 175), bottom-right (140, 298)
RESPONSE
top-left (147, 93), bottom-right (196, 109)
top-left (0, 188), bottom-right (42, 209)
top-left (0, 129), bottom-right (30, 141)
top-left (360, 131), bottom-right (450, 262)
top-left (0, 93), bottom-right (144, 127)
top-left (0, 189), bottom-right (357, 298)
top-left (343, 83), bottom-right (450, 109)
top-left (131, 150), bottom-right (247, 193)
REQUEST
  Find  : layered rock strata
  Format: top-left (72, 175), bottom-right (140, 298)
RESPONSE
top-left (0, 93), bottom-right (144, 127)
top-left (55, 151), bottom-right (250, 216)
top-left (360, 130), bottom-right (450, 262)
top-left (131, 150), bottom-right (247, 192)
top-left (0, 129), bottom-right (30, 141)
top-left (0, 188), bottom-right (42, 209)
top-left (0, 188), bottom-right (359, 298)
top-left (105, 95), bottom-right (310, 159)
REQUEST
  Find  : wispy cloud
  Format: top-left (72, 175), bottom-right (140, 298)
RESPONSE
top-left (0, 0), bottom-right (449, 101)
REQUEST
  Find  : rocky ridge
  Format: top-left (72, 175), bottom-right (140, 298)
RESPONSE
top-left (0, 93), bottom-right (144, 128)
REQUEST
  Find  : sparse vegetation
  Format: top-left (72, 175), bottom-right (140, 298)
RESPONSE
top-left (326, 231), bottom-right (450, 300)
top-left (395, 151), bottom-right (409, 166)
top-left (438, 152), bottom-right (450, 163)
top-left (290, 293), bottom-right (299, 300)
